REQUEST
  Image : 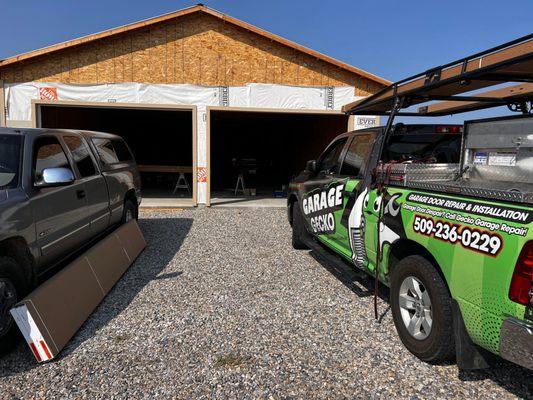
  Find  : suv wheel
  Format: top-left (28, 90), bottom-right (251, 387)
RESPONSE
top-left (390, 255), bottom-right (455, 363)
top-left (0, 257), bottom-right (28, 355)
top-left (292, 202), bottom-right (308, 250)
top-left (122, 199), bottom-right (137, 224)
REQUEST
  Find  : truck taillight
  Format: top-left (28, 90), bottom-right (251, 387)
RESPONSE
top-left (509, 241), bottom-right (533, 306)
top-left (436, 125), bottom-right (462, 133)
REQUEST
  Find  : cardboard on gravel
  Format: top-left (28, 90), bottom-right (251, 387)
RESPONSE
top-left (10, 220), bottom-right (146, 363)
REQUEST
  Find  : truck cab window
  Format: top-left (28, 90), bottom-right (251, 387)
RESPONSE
top-left (112, 139), bottom-right (133, 162)
top-left (34, 137), bottom-right (71, 182)
top-left (340, 134), bottom-right (373, 177)
top-left (318, 138), bottom-right (347, 174)
top-left (64, 136), bottom-right (97, 178)
top-left (92, 138), bottom-right (120, 165)
top-left (92, 138), bottom-right (133, 165)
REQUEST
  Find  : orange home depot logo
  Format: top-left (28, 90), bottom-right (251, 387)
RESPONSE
top-left (39, 87), bottom-right (58, 101)
top-left (197, 167), bottom-right (207, 183)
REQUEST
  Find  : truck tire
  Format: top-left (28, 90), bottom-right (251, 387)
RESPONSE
top-left (0, 257), bottom-right (28, 355)
top-left (122, 199), bottom-right (137, 224)
top-left (292, 203), bottom-right (308, 250)
top-left (390, 255), bottom-right (455, 363)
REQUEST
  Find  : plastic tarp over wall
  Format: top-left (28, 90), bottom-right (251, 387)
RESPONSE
top-left (5, 82), bottom-right (372, 204)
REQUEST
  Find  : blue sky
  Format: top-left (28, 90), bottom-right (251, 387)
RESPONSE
top-left (1, 0), bottom-right (531, 122)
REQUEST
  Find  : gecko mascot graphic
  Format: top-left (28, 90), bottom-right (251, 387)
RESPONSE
top-left (347, 189), bottom-right (404, 268)
top-left (347, 188), bottom-right (369, 267)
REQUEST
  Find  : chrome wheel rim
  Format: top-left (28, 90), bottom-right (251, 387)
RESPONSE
top-left (399, 276), bottom-right (432, 340)
top-left (0, 279), bottom-right (16, 336)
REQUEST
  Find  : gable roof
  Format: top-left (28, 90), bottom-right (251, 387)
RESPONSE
top-left (0, 4), bottom-right (390, 87)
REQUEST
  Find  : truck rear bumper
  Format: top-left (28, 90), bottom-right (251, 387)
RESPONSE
top-left (499, 317), bottom-right (533, 370)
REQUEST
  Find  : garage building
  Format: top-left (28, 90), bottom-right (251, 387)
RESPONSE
top-left (0, 4), bottom-right (388, 206)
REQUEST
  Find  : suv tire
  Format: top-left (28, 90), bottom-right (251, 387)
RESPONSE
top-left (122, 199), bottom-right (137, 224)
top-left (292, 202), bottom-right (308, 250)
top-left (0, 257), bottom-right (28, 355)
top-left (390, 255), bottom-right (455, 363)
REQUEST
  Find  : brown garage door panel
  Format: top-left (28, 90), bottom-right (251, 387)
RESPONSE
top-left (11, 220), bottom-right (146, 362)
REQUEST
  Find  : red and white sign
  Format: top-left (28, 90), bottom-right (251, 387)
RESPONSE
top-left (197, 167), bottom-right (207, 183)
top-left (39, 87), bottom-right (58, 101)
top-left (11, 304), bottom-right (54, 362)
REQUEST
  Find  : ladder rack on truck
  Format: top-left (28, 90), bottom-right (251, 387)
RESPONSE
top-left (344, 34), bottom-right (533, 204)
top-left (342, 34), bottom-right (533, 117)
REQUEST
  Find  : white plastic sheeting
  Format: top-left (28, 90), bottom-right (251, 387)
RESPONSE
top-left (5, 82), bottom-right (366, 204)
top-left (247, 84), bottom-right (356, 110)
top-left (5, 82), bottom-right (360, 122)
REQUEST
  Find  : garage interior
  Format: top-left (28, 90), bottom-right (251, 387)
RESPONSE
top-left (209, 110), bottom-right (349, 205)
top-left (36, 104), bottom-right (195, 202)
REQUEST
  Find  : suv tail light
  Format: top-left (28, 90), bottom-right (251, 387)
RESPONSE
top-left (509, 241), bottom-right (533, 306)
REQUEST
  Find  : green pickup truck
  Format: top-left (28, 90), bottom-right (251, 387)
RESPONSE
top-left (288, 115), bottom-right (532, 370)
top-left (288, 34), bottom-right (533, 370)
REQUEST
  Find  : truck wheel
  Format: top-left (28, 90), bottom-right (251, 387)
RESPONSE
top-left (292, 203), bottom-right (308, 250)
top-left (0, 257), bottom-right (28, 355)
top-left (122, 199), bottom-right (137, 224)
top-left (390, 255), bottom-right (455, 363)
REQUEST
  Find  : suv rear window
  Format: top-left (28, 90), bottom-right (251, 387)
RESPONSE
top-left (92, 138), bottom-right (133, 165)
top-left (0, 135), bottom-right (22, 189)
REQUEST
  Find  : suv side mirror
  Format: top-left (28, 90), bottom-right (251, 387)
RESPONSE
top-left (306, 160), bottom-right (317, 173)
top-left (36, 167), bottom-right (75, 187)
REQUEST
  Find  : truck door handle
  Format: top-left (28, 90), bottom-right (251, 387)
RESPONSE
top-left (76, 190), bottom-right (86, 199)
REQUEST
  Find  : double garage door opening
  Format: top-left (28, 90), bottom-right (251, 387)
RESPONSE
top-left (36, 103), bottom-right (349, 204)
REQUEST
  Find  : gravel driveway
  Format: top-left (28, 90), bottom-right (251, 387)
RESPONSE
top-left (0, 208), bottom-right (531, 399)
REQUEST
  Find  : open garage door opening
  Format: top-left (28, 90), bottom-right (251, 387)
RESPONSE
top-left (209, 109), bottom-right (349, 205)
top-left (36, 103), bottom-right (196, 204)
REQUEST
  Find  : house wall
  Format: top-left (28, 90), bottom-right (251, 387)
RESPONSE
top-left (0, 13), bottom-right (382, 96)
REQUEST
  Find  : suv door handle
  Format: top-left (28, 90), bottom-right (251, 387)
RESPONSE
top-left (76, 190), bottom-right (86, 199)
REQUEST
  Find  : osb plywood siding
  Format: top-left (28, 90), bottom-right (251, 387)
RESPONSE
top-left (0, 13), bottom-right (382, 96)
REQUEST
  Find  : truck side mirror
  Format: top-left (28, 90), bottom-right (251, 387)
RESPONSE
top-left (306, 160), bottom-right (317, 173)
top-left (36, 167), bottom-right (75, 187)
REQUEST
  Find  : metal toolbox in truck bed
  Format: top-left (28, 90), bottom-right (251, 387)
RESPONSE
top-left (376, 163), bottom-right (460, 185)
top-left (378, 116), bottom-right (533, 204)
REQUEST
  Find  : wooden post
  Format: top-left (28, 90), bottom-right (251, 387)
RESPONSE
top-left (347, 115), bottom-right (355, 131)
top-left (0, 80), bottom-right (6, 127)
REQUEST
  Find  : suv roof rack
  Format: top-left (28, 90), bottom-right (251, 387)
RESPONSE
top-left (342, 34), bottom-right (533, 116)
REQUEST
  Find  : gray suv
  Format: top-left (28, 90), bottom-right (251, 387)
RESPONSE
top-left (0, 128), bottom-right (141, 352)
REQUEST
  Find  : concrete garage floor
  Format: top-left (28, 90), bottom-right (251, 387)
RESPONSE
top-left (0, 209), bottom-right (531, 398)
top-left (140, 190), bottom-right (286, 208)
top-left (141, 189), bottom-right (195, 208)
top-left (210, 196), bottom-right (286, 208)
